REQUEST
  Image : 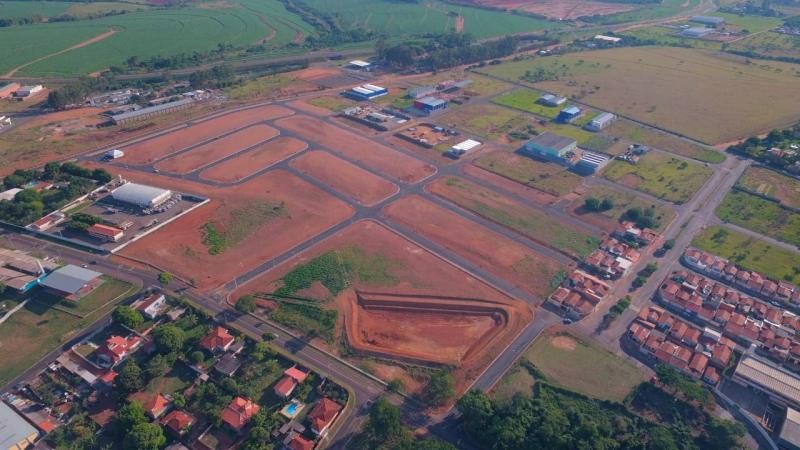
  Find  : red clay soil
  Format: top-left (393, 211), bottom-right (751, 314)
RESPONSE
top-left (154, 124), bottom-right (279, 174)
top-left (275, 115), bottom-right (436, 183)
top-left (384, 196), bottom-right (565, 298)
top-left (463, 163), bottom-right (557, 206)
top-left (290, 150), bottom-right (398, 206)
top-left (234, 220), bottom-right (532, 392)
top-left (121, 104), bottom-right (293, 165)
top-left (286, 100), bottom-right (332, 117)
top-left (199, 136), bottom-right (308, 183)
top-left (118, 169), bottom-right (354, 291)
top-left (467, 0), bottom-right (633, 19)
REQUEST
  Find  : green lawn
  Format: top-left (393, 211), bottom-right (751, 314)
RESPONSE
top-left (716, 190), bottom-right (800, 247)
top-left (576, 185), bottom-right (676, 231)
top-left (492, 88), bottom-right (561, 119)
top-left (144, 362), bottom-right (196, 395)
top-left (522, 331), bottom-right (647, 402)
top-left (307, 95), bottom-right (357, 112)
top-left (692, 226), bottom-right (800, 284)
top-left (603, 152), bottom-right (712, 204)
top-left (474, 151), bottom-right (583, 197)
top-left (0, 277), bottom-right (137, 386)
top-left (491, 364), bottom-right (536, 405)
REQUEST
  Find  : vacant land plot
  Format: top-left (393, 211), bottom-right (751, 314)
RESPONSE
top-left (155, 124), bottom-right (279, 174)
top-left (604, 119), bottom-right (724, 163)
top-left (580, 0), bottom-right (698, 25)
top-left (603, 152), bottom-right (712, 204)
top-left (290, 151), bottom-right (398, 206)
top-left (0, 278), bottom-right (135, 386)
top-left (522, 330), bottom-right (646, 401)
top-left (571, 185), bottom-right (676, 232)
top-left (275, 115), bottom-right (435, 183)
top-left (411, 71), bottom-right (511, 97)
top-left (306, 95), bottom-right (356, 113)
top-left (738, 166), bottom-right (800, 210)
top-left (199, 136), bottom-right (308, 183)
top-left (430, 177), bottom-right (600, 258)
top-left (693, 226), bottom-right (800, 285)
top-left (729, 31), bottom-right (800, 61)
top-left (438, 103), bottom-right (528, 142)
top-left (473, 151), bottom-right (583, 197)
top-left (492, 88), bottom-right (561, 119)
top-left (467, 0), bottom-right (633, 19)
top-left (716, 190), bottom-right (800, 247)
top-left (477, 47), bottom-right (800, 144)
top-left (122, 105), bottom-right (292, 165)
top-left (120, 170), bottom-right (353, 290)
top-left (224, 74), bottom-right (317, 102)
top-left (384, 196), bottom-right (566, 297)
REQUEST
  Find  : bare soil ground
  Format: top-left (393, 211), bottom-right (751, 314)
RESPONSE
top-left (286, 99), bottom-right (333, 117)
top-left (275, 115), bottom-right (436, 183)
top-left (199, 136), bottom-right (308, 183)
top-left (462, 164), bottom-right (557, 205)
top-left (463, 0), bottom-right (634, 20)
top-left (235, 220), bottom-right (532, 391)
top-left (121, 104), bottom-right (293, 165)
top-left (117, 168), bottom-right (354, 291)
top-left (154, 124), bottom-right (279, 174)
top-left (383, 195), bottom-right (565, 297)
top-left (289, 150), bottom-right (398, 206)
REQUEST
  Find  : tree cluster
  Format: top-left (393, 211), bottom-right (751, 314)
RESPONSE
top-left (727, 123), bottom-right (800, 171)
top-left (350, 397), bottom-right (456, 450)
top-left (382, 33), bottom-right (519, 71)
top-left (622, 206), bottom-right (659, 230)
top-left (583, 196), bottom-right (615, 212)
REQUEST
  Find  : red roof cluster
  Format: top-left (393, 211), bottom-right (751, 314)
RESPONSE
top-left (221, 396), bottom-right (260, 431)
top-left (199, 326), bottom-right (235, 352)
top-left (308, 397), bottom-right (342, 435)
top-left (549, 270), bottom-right (610, 318)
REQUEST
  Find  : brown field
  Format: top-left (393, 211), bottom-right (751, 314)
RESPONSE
top-left (154, 124), bottom-right (279, 174)
top-left (121, 104), bottom-right (293, 164)
top-left (199, 136), bottom-right (308, 183)
top-left (235, 220), bottom-right (532, 390)
top-left (290, 151), bottom-right (398, 206)
top-left (275, 115), bottom-right (436, 183)
top-left (462, 164), bottom-right (557, 205)
top-left (467, 0), bottom-right (634, 19)
top-left (119, 169), bottom-right (354, 290)
top-left (383, 196), bottom-right (566, 297)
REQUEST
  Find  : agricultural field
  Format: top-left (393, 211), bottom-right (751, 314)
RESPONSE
top-left (571, 185), bottom-right (677, 232)
top-left (0, 1), bottom-right (146, 19)
top-left (473, 150), bottom-right (584, 197)
top-left (430, 176), bottom-right (600, 258)
top-left (604, 119), bottom-right (724, 163)
top-left (496, 329), bottom-right (647, 402)
top-left (716, 190), bottom-right (800, 247)
top-left (463, 0), bottom-right (636, 20)
top-left (476, 47), bottom-right (800, 144)
top-left (580, 0), bottom-right (699, 25)
top-left (603, 152), bottom-right (713, 204)
top-left (0, 278), bottom-right (136, 386)
top-left (729, 31), bottom-right (800, 60)
top-left (692, 226), bottom-right (800, 285)
top-left (737, 166), bottom-right (800, 210)
top-left (302, 0), bottom-right (560, 39)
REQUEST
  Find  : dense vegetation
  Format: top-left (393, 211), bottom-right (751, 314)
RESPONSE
top-left (350, 397), bottom-right (457, 450)
top-left (727, 123), bottom-right (800, 171)
top-left (381, 33), bottom-right (519, 70)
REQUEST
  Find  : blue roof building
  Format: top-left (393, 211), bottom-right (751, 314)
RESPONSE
top-left (558, 106), bottom-right (582, 123)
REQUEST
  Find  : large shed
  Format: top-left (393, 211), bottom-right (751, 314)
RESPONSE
top-left (521, 132), bottom-right (577, 160)
top-left (0, 402), bottom-right (40, 450)
top-left (111, 182), bottom-right (172, 208)
top-left (39, 264), bottom-right (103, 300)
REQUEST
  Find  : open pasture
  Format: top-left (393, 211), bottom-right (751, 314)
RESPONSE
top-left (602, 151), bottom-right (712, 204)
top-left (716, 190), bottom-right (800, 247)
top-left (463, 0), bottom-right (634, 20)
top-left (729, 31), bottom-right (800, 61)
top-left (570, 185), bottom-right (676, 232)
top-left (738, 166), bottom-right (800, 210)
top-left (476, 47), bottom-right (800, 144)
top-left (604, 119), bottom-right (724, 163)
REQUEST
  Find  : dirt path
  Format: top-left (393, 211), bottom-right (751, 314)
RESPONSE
top-left (292, 31), bottom-right (305, 44)
top-left (455, 15), bottom-right (464, 33)
top-left (3, 28), bottom-right (117, 78)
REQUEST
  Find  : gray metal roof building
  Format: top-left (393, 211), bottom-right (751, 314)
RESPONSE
top-left (0, 401), bottom-right (40, 450)
top-left (781, 407), bottom-right (800, 450)
top-left (111, 182), bottom-right (172, 208)
top-left (733, 355), bottom-right (800, 408)
top-left (691, 15), bottom-right (725, 26)
top-left (110, 98), bottom-right (195, 125)
top-left (39, 264), bottom-right (102, 296)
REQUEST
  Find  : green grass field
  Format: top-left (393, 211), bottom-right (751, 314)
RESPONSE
top-left (476, 46), bottom-right (800, 144)
top-left (517, 331), bottom-right (646, 402)
top-left (692, 226), bottom-right (800, 284)
top-left (474, 150), bottom-right (583, 197)
top-left (492, 88), bottom-right (561, 119)
top-left (603, 152), bottom-right (712, 204)
top-left (575, 185), bottom-right (676, 231)
top-left (716, 190), bottom-right (800, 247)
top-left (303, 0), bottom-right (560, 39)
top-left (738, 166), bottom-right (800, 209)
top-left (729, 31), bottom-right (800, 60)
top-left (0, 278), bottom-right (137, 386)
top-left (438, 103), bottom-right (528, 141)
top-left (604, 119), bottom-right (724, 163)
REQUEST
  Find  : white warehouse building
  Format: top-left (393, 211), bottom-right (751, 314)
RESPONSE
top-left (111, 182), bottom-right (172, 208)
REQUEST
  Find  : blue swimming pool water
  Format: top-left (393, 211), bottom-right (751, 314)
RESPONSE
top-left (286, 402), bottom-right (298, 414)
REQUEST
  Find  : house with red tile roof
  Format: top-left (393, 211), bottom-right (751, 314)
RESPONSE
top-left (96, 335), bottom-right (141, 368)
top-left (199, 326), bottom-right (235, 353)
top-left (274, 376), bottom-right (298, 399)
top-left (308, 397), bottom-right (342, 436)
top-left (161, 410), bottom-right (195, 436)
top-left (287, 435), bottom-right (315, 450)
top-left (703, 366), bottom-right (720, 385)
top-left (221, 397), bottom-right (259, 432)
top-left (134, 292), bottom-right (166, 320)
top-left (137, 393), bottom-right (171, 419)
top-left (688, 353), bottom-right (709, 379)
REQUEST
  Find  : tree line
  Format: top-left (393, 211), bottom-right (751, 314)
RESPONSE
top-left (380, 32), bottom-right (520, 70)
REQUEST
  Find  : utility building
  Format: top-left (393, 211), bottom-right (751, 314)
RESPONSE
top-left (558, 106), bottom-right (582, 123)
top-left (111, 182), bottom-right (172, 208)
top-left (585, 112), bottom-right (616, 131)
top-left (413, 97), bottom-right (448, 115)
top-left (521, 132), bottom-right (577, 160)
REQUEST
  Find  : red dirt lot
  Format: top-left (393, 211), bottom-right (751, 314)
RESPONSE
top-left (462, 164), bottom-right (557, 206)
top-left (275, 115), bottom-right (436, 183)
top-left (384, 196), bottom-right (565, 298)
top-left (199, 136), bottom-right (308, 183)
top-left (290, 150), bottom-right (398, 206)
top-left (468, 0), bottom-right (633, 19)
top-left (154, 124), bottom-right (280, 174)
top-left (235, 220), bottom-right (532, 391)
top-left (118, 169), bottom-right (354, 291)
top-left (121, 104), bottom-right (293, 165)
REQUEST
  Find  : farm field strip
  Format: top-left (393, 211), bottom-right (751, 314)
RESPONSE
top-left (154, 123), bottom-right (280, 174)
top-left (120, 104), bottom-right (293, 165)
top-left (275, 115), bottom-right (436, 184)
top-left (289, 150), bottom-right (399, 207)
top-left (199, 136), bottom-right (308, 183)
top-left (383, 195), bottom-right (566, 298)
